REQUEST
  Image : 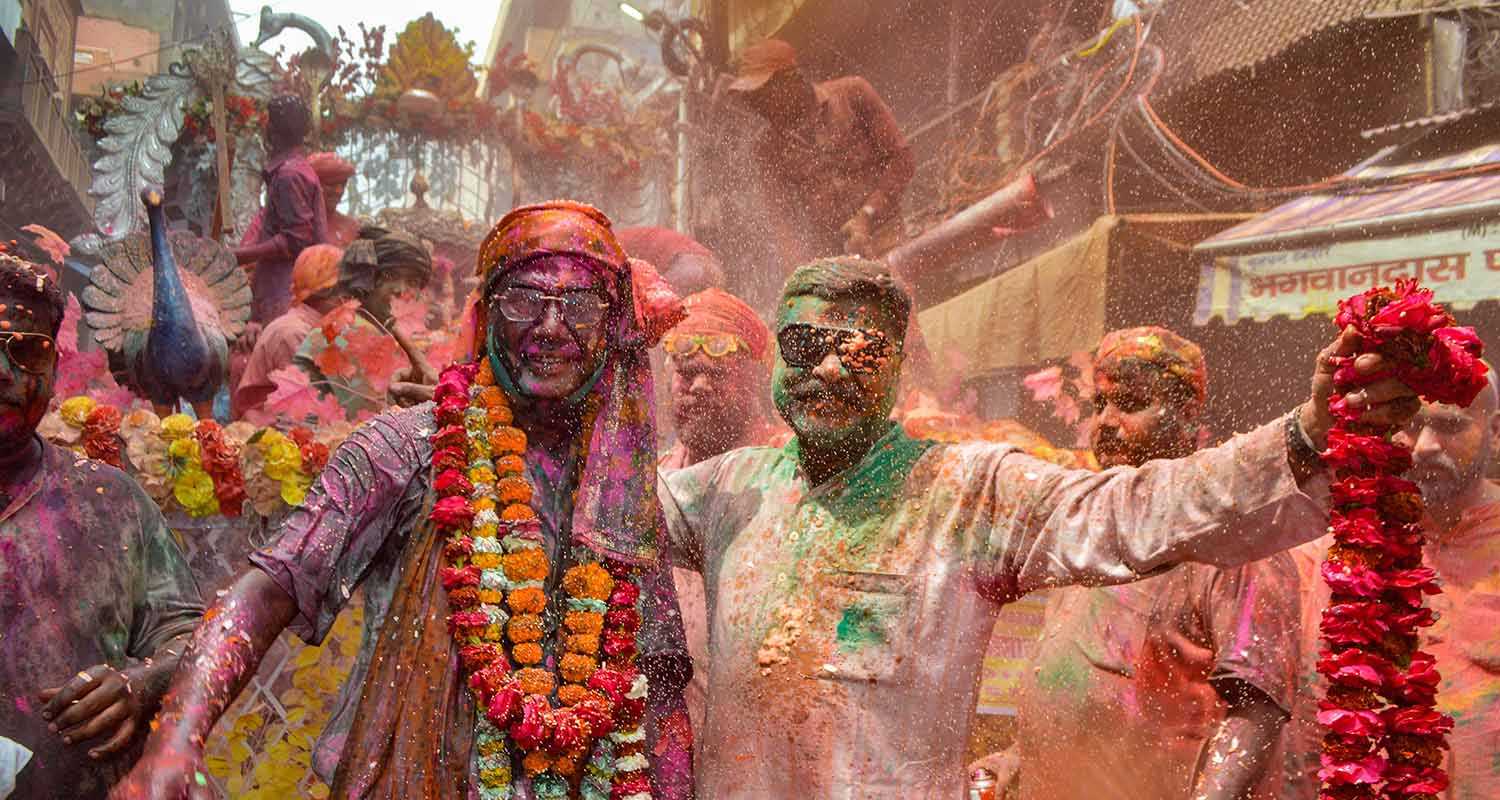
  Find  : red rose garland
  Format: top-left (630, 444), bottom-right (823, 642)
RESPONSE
top-left (1317, 280), bottom-right (1485, 800)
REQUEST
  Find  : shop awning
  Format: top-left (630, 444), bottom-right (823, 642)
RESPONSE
top-left (1194, 144), bottom-right (1500, 325)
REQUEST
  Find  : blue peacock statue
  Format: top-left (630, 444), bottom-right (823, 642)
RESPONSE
top-left (81, 189), bottom-right (251, 416)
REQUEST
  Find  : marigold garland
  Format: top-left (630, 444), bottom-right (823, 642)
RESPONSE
top-left (430, 361), bottom-right (653, 800)
top-left (1316, 280), bottom-right (1485, 800)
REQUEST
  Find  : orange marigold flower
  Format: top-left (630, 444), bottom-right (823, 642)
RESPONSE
top-left (562, 562), bottom-right (614, 601)
top-left (503, 549), bottom-right (548, 582)
top-left (557, 684), bottom-right (594, 706)
top-left (494, 454), bottom-right (526, 476)
top-left (552, 754), bottom-right (582, 778)
top-left (507, 614), bottom-right (544, 643)
top-left (512, 642), bottom-right (544, 666)
top-left (507, 586), bottom-right (546, 615)
top-left (559, 652), bottom-right (598, 683)
top-left (477, 359), bottom-right (495, 386)
top-left (487, 405), bottom-right (514, 426)
top-left (566, 632), bottom-right (601, 655)
top-left (479, 588), bottom-right (504, 605)
top-left (501, 504), bottom-right (536, 522)
top-left (497, 476), bottom-right (533, 505)
top-left (521, 750), bottom-right (552, 777)
top-left (479, 386), bottom-right (507, 408)
top-left (490, 426), bottom-right (527, 455)
top-left (516, 667), bottom-right (555, 695)
top-left (564, 610), bottom-right (605, 635)
top-left (471, 552), bottom-right (502, 570)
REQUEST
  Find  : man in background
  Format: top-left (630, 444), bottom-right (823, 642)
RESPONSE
top-left (232, 243), bottom-right (346, 419)
top-left (982, 326), bottom-right (1302, 800)
top-left (308, 152), bottom-right (360, 247)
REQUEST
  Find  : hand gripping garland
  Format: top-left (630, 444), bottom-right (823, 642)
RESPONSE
top-left (1316, 280), bottom-right (1487, 800)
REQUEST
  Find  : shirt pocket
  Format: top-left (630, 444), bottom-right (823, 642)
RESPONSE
top-left (813, 569), bottom-right (918, 685)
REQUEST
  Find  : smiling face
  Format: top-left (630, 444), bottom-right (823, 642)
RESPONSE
top-left (0, 291), bottom-right (56, 447)
top-left (772, 295), bottom-right (902, 448)
top-left (487, 255), bottom-right (614, 402)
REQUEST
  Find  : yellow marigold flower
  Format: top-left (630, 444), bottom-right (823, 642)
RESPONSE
top-left (160, 413), bottom-right (196, 441)
top-left (502, 549), bottom-right (548, 582)
top-left (477, 738), bottom-right (508, 758)
top-left (261, 438), bottom-right (304, 483)
top-left (471, 552), bottom-right (501, 570)
top-left (59, 396), bottom-right (96, 428)
top-left (483, 624), bottom-right (503, 641)
top-left (472, 524), bottom-right (499, 539)
top-left (167, 437), bottom-right (201, 463)
top-left (473, 497), bottom-right (497, 515)
top-left (173, 467), bottom-right (218, 516)
top-left (478, 766), bottom-right (511, 786)
top-left (478, 589), bottom-right (504, 605)
top-left (562, 562), bottom-right (614, 601)
top-left (467, 466), bottom-right (497, 486)
top-left (279, 474), bottom-right (311, 507)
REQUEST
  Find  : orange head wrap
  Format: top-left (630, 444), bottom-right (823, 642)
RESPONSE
top-left (668, 288), bottom-right (770, 363)
top-left (291, 244), bottom-right (344, 303)
top-left (1094, 325), bottom-right (1207, 405)
top-left (308, 152), bottom-right (355, 184)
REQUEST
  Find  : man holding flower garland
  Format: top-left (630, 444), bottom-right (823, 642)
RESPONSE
top-left (657, 256), bottom-right (1421, 798)
top-left (0, 251), bottom-right (202, 799)
top-left (113, 202), bottom-right (693, 800)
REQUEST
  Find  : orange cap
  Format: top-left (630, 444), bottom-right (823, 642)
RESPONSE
top-left (728, 38), bottom-right (798, 93)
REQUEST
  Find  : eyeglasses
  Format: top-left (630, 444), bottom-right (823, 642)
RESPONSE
top-left (0, 332), bottom-right (55, 374)
top-left (663, 333), bottom-right (747, 359)
top-left (492, 287), bottom-right (611, 330)
top-left (776, 323), bottom-right (895, 374)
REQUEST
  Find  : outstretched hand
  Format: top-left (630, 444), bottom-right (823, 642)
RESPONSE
top-left (1299, 327), bottom-right (1422, 448)
top-left (37, 664), bottom-right (143, 760)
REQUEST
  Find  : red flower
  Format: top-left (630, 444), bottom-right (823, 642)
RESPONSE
top-left (1385, 567), bottom-right (1441, 608)
top-left (441, 565), bottom-right (481, 591)
top-left (608, 581), bottom-right (640, 607)
top-left (1316, 706), bottom-right (1385, 738)
top-left (1316, 648), bottom-right (1392, 690)
top-left (548, 708), bottom-right (587, 753)
top-left (1329, 508), bottom-right (1390, 549)
top-left (602, 631), bottom-right (637, 659)
top-left (1423, 326), bottom-right (1487, 406)
top-left (604, 607), bottom-right (641, 632)
top-left (434, 446), bottom-right (467, 472)
top-left (431, 495), bottom-right (475, 531)
top-left (1381, 763), bottom-right (1449, 796)
top-left (1318, 753), bottom-right (1387, 786)
top-left (1323, 429), bottom-right (1412, 475)
top-left (433, 424), bottom-right (467, 451)
top-left (1384, 653), bottom-right (1441, 706)
top-left (1321, 561), bottom-right (1386, 598)
top-left (436, 394), bottom-right (469, 425)
top-left (1382, 706), bottom-right (1454, 737)
top-left (460, 643), bottom-right (503, 672)
top-left (572, 696), bottom-right (614, 738)
top-left (434, 469), bottom-right (474, 498)
top-left (509, 694), bottom-right (552, 751)
top-left (1321, 601), bottom-right (1391, 646)
top-left (433, 370), bottom-right (472, 405)
top-left (611, 775), bottom-right (652, 799)
top-left (485, 683), bottom-right (523, 726)
top-left (588, 668), bottom-right (631, 705)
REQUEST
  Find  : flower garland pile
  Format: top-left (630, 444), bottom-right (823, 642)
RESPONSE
top-left (430, 360), bottom-right (651, 800)
top-left (43, 398), bottom-right (342, 519)
top-left (1317, 280), bottom-right (1487, 800)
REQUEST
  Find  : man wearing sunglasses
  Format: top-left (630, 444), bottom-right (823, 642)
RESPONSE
top-left (658, 256), bottom-right (1420, 799)
top-left (0, 252), bottom-right (202, 799)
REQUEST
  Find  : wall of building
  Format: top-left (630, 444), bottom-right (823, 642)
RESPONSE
top-left (71, 14), bottom-right (156, 94)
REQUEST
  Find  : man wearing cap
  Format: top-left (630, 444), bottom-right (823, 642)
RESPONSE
top-left (726, 39), bottom-right (914, 273)
top-left (997, 327), bottom-right (1301, 800)
top-left (113, 201), bottom-right (694, 800)
top-left (232, 244), bottom-right (347, 419)
top-left (657, 257), bottom-right (1418, 798)
top-left (235, 94), bottom-right (329, 324)
top-left (658, 288), bottom-right (786, 741)
top-left (308, 152), bottom-right (361, 247)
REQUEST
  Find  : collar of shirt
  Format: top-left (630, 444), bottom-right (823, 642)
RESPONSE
top-left (781, 420), bottom-right (933, 496)
top-left (262, 146), bottom-right (307, 181)
top-left (0, 436), bottom-right (51, 523)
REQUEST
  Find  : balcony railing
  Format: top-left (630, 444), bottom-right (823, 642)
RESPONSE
top-left (1, 26), bottom-right (94, 216)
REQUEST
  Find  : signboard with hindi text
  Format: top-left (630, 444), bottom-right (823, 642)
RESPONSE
top-left (1194, 221), bottom-right (1500, 325)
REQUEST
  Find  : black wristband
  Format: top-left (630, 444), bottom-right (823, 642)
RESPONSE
top-left (1285, 412), bottom-right (1323, 477)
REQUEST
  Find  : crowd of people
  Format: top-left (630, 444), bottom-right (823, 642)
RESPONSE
top-left (0, 38), bottom-right (1496, 800)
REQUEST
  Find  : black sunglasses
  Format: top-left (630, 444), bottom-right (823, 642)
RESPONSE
top-left (776, 323), bottom-right (896, 374)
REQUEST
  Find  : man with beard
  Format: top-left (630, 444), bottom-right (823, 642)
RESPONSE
top-left (658, 288), bottom-right (785, 739)
top-left (0, 251), bottom-right (202, 799)
top-left (1283, 371), bottom-right (1500, 799)
top-left (112, 202), bottom-right (694, 800)
top-left (658, 258), bottom-right (1414, 799)
top-left (995, 327), bottom-right (1301, 800)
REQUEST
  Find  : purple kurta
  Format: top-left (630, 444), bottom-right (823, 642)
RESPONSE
top-left (251, 404), bottom-right (693, 799)
top-left (0, 442), bottom-right (203, 799)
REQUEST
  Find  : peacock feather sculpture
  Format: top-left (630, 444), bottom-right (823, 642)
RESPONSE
top-left (82, 190), bottom-right (251, 415)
